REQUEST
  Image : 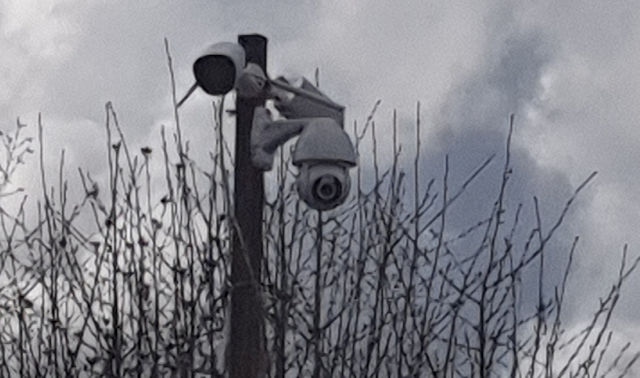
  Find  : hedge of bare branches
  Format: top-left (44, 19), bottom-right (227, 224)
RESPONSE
top-left (0, 64), bottom-right (638, 377)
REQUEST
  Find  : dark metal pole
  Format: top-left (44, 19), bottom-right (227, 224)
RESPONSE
top-left (229, 34), bottom-right (268, 378)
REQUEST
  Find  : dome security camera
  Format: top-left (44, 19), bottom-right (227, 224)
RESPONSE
top-left (296, 163), bottom-right (351, 211)
top-left (292, 118), bottom-right (357, 210)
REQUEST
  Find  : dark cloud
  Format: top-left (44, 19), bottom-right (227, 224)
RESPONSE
top-left (417, 26), bottom-right (584, 314)
top-left (429, 29), bottom-right (567, 220)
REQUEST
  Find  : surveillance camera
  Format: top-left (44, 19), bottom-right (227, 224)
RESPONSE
top-left (292, 118), bottom-right (357, 210)
top-left (193, 42), bottom-right (269, 98)
top-left (193, 42), bottom-right (246, 95)
top-left (296, 163), bottom-right (351, 210)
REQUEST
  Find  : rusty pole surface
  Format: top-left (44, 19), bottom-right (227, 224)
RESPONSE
top-left (228, 34), bottom-right (268, 378)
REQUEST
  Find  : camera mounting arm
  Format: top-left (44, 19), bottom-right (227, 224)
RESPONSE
top-left (251, 76), bottom-right (351, 171)
top-left (268, 79), bottom-right (344, 113)
top-left (250, 106), bottom-right (357, 173)
top-left (251, 107), bottom-right (306, 171)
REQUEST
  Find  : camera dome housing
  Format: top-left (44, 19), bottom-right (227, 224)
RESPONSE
top-left (292, 118), bottom-right (357, 168)
top-left (293, 118), bottom-right (357, 210)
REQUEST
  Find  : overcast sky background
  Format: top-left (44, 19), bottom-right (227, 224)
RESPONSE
top-left (2, 0), bottom-right (640, 346)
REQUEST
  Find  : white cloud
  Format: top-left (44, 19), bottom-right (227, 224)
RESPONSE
top-left (0, 0), bottom-right (88, 108)
top-left (307, 0), bottom-right (494, 120)
top-left (1, 0), bottom-right (80, 60)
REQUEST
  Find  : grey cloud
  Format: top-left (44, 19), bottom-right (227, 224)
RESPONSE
top-left (417, 26), bottom-right (582, 314)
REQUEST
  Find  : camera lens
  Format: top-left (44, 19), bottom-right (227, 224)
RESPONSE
top-left (193, 56), bottom-right (237, 95)
top-left (313, 175), bottom-right (342, 203)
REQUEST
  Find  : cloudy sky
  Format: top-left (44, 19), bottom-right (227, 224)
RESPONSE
top-left (2, 0), bottom-right (640, 342)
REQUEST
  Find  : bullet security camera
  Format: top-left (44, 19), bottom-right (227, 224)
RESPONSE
top-left (193, 42), bottom-right (246, 95)
top-left (192, 42), bottom-right (268, 99)
top-left (292, 118), bottom-right (357, 210)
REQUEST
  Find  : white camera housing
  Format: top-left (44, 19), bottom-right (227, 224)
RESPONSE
top-left (193, 42), bottom-right (267, 98)
top-left (292, 118), bottom-right (357, 210)
top-left (193, 42), bottom-right (246, 96)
